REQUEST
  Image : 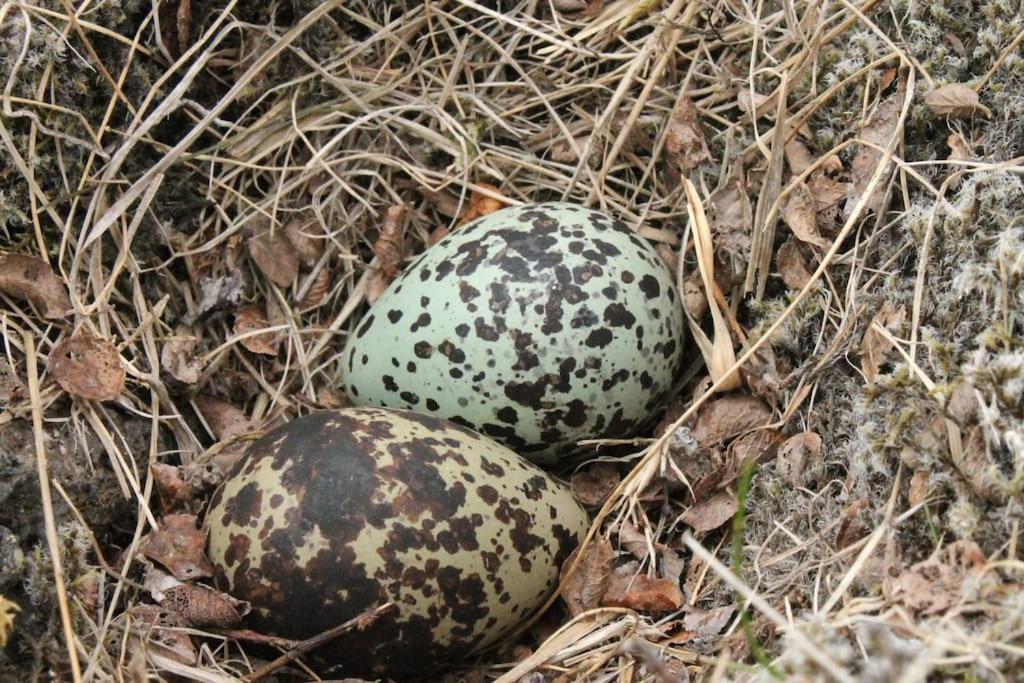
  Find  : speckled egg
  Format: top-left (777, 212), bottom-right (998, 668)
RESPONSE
top-left (343, 202), bottom-right (686, 463)
top-left (205, 407), bottom-right (588, 677)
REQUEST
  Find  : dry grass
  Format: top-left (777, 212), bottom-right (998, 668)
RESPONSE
top-left (1, 0), bottom-right (1023, 680)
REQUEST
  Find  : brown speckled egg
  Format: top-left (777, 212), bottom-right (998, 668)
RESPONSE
top-left (205, 408), bottom-right (588, 678)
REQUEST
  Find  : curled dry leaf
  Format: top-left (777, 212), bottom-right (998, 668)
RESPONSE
top-left (680, 492), bottom-right (738, 534)
top-left (375, 205), bottom-right (407, 279)
top-left (737, 89), bottom-right (773, 120)
top-left (560, 537), bottom-right (615, 617)
top-left (946, 133), bottom-right (973, 162)
top-left (459, 183), bottom-right (508, 226)
top-left (139, 514), bottom-right (214, 581)
top-left (150, 463), bottom-right (194, 515)
top-left (248, 226), bottom-right (299, 287)
top-left (665, 96), bottom-right (710, 175)
top-left (681, 605), bottom-right (735, 636)
top-left (366, 270), bottom-right (392, 305)
top-left (896, 540), bottom-right (986, 615)
top-left (925, 84), bottom-right (992, 119)
top-left (845, 94), bottom-right (901, 216)
top-left (835, 498), bottom-right (869, 550)
top-left (726, 428), bottom-right (784, 482)
top-left (233, 304), bottom-right (279, 356)
top-left (776, 238), bottom-right (814, 290)
top-left (570, 462), bottom-right (621, 507)
top-left (298, 267), bottom-right (332, 310)
top-left (0, 253), bottom-right (71, 319)
top-left (602, 562), bottom-right (683, 614)
top-left (691, 394), bottom-right (773, 447)
top-left (49, 334), bottom-right (125, 401)
top-left (782, 181), bottom-right (830, 248)
top-left (661, 548), bottom-right (686, 586)
top-left (284, 218), bottom-right (323, 268)
top-left (777, 431), bottom-right (822, 487)
top-left (707, 178), bottom-right (753, 258)
top-left (956, 425), bottom-right (1004, 502)
top-left (617, 522), bottom-right (650, 560)
top-left (145, 566), bottom-right (249, 627)
top-left (194, 395), bottom-right (252, 441)
top-left (860, 302), bottom-right (906, 383)
top-left (161, 326), bottom-right (202, 385)
top-left (127, 605), bottom-right (197, 666)
top-left (784, 138), bottom-right (816, 175)
top-left (908, 469), bottom-right (930, 508)
top-left (681, 271), bottom-right (708, 318)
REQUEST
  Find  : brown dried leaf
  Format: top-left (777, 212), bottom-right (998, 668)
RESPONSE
top-left (298, 268), bottom-right (332, 310)
top-left (128, 605), bottom-right (197, 666)
top-left (233, 304), bottom-right (279, 356)
top-left (550, 134), bottom-right (593, 165)
top-left (0, 253), bottom-right (71, 319)
top-left (366, 269), bottom-right (392, 305)
top-left (908, 469), bottom-right (930, 508)
top-left (896, 540), bottom-right (985, 615)
top-left (150, 464), bottom-right (194, 514)
top-left (946, 133), bottom-right (973, 162)
top-left (680, 492), bottom-right (738, 533)
top-left (691, 395), bottom-right (773, 447)
top-left (945, 381), bottom-right (978, 424)
top-left (560, 537), bottom-right (615, 617)
top-left (427, 225), bottom-right (450, 246)
top-left (248, 228), bottom-right (299, 287)
top-left (777, 238), bottom-right (814, 290)
top-left (957, 425), bottom-right (1004, 502)
top-left (784, 139), bottom-right (816, 175)
top-left (846, 94), bottom-right (901, 216)
top-left (284, 218), bottom-right (323, 268)
top-left (375, 205), bottom-right (407, 278)
top-left (161, 326), bottom-right (202, 385)
top-left (782, 181), bottom-right (829, 248)
top-left (681, 271), bottom-right (707, 318)
top-left (860, 302), bottom-right (906, 382)
top-left (162, 581), bottom-right (249, 628)
top-left (925, 84), bottom-right (992, 119)
top-left (808, 171), bottom-right (848, 212)
top-left (777, 432), bottom-right (822, 487)
top-left (737, 89), bottom-right (773, 120)
top-left (661, 549), bottom-right (686, 586)
top-left (617, 522), bottom-right (649, 560)
top-left (707, 178), bottom-right (752, 257)
top-left (193, 396), bottom-right (252, 441)
top-left (835, 498), bottom-right (868, 550)
top-left (602, 563), bottom-right (683, 614)
top-left (49, 334), bottom-right (125, 401)
top-left (570, 462), bottom-right (621, 507)
top-left (681, 605), bottom-right (735, 636)
top-left (665, 97), bottom-right (710, 174)
top-left (140, 514), bottom-right (214, 581)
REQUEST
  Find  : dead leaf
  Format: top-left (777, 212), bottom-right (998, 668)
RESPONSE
top-left (49, 334), bottom-right (125, 401)
top-left (560, 537), bottom-right (615, 617)
top-left (680, 492), bottom-right (738, 533)
top-left (127, 605), bottom-right (197, 666)
top-left (550, 134), bottom-right (595, 166)
top-left (193, 396), bottom-right (252, 440)
top-left (691, 394), bottom-right (773, 447)
top-left (681, 271), bottom-right (707, 318)
top-left (297, 268), bottom-right (332, 310)
top-left (925, 84), bottom-right (992, 119)
top-left (427, 225), bottom-right (450, 246)
top-left (0, 253), bottom-right (71, 318)
top-left (845, 94), bottom-right (901, 216)
top-left (366, 270), bottom-right (392, 305)
top-left (665, 97), bottom-right (710, 174)
top-left (161, 326), bottom-right (202, 386)
top-left (145, 566), bottom-right (249, 627)
top-left (140, 514), bottom-right (214, 581)
top-left (899, 415), bottom-right (945, 469)
top-left (375, 205), bottom-right (407, 279)
top-left (777, 238), bottom-right (814, 290)
top-left (782, 181), bottom-right (829, 248)
top-left (956, 425), bottom-right (1004, 502)
top-left (617, 522), bottom-right (650, 560)
top-left (176, 0), bottom-right (191, 55)
top-left (737, 89), bottom-right (772, 120)
top-left (150, 464), bottom-right (193, 515)
top-left (908, 469), bottom-right (930, 508)
top-left (188, 271), bottom-right (244, 323)
top-left (777, 432), bottom-right (822, 487)
top-left (945, 381), bottom-right (978, 424)
top-left (946, 133), bottom-right (973, 162)
top-left (284, 218), bottom-right (323, 268)
top-left (896, 540), bottom-right (985, 615)
top-left (570, 462), bottom-right (621, 506)
top-left (248, 227), bottom-right (299, 287)
top-left (233, 304), bottom-right (279, 356)
top-left (0, 356), bottom-right (25, 407)
top-left (807, 171), bottom-right (848, 212)
top-left (459, 183), bottom-right (508, 225)
top-left (681, 605), bottom-right (735, 636)
top-left (602, 562), bottom-right (683, 614)
top-left (707, 178), bottom-right (752, 257)
top-left (879, 67), bottom-right (898, 92)
top-left (835, 498), bottom-right (868, 550)
top-left (784, 138), bottom-right (816, 175)
top-left (860, 302), bottom-right (906, 382)
top-left (661, 549), bottom-right (686, 586)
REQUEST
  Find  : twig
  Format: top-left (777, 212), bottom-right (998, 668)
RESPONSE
top-left (244, 602), bottom-right (396, 681)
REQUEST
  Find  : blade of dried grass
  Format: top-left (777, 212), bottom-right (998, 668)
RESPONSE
top-left (24, 332), bottom-right (84, 683)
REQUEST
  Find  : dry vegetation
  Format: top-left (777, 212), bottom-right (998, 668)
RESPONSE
top-left (1, 0), bottom-right (1023, 680)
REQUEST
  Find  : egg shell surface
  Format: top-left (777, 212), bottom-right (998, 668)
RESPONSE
top-left (205, 407), bottom-right (588, 677)
top-left (342, 202), bottom-right (686, 463)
